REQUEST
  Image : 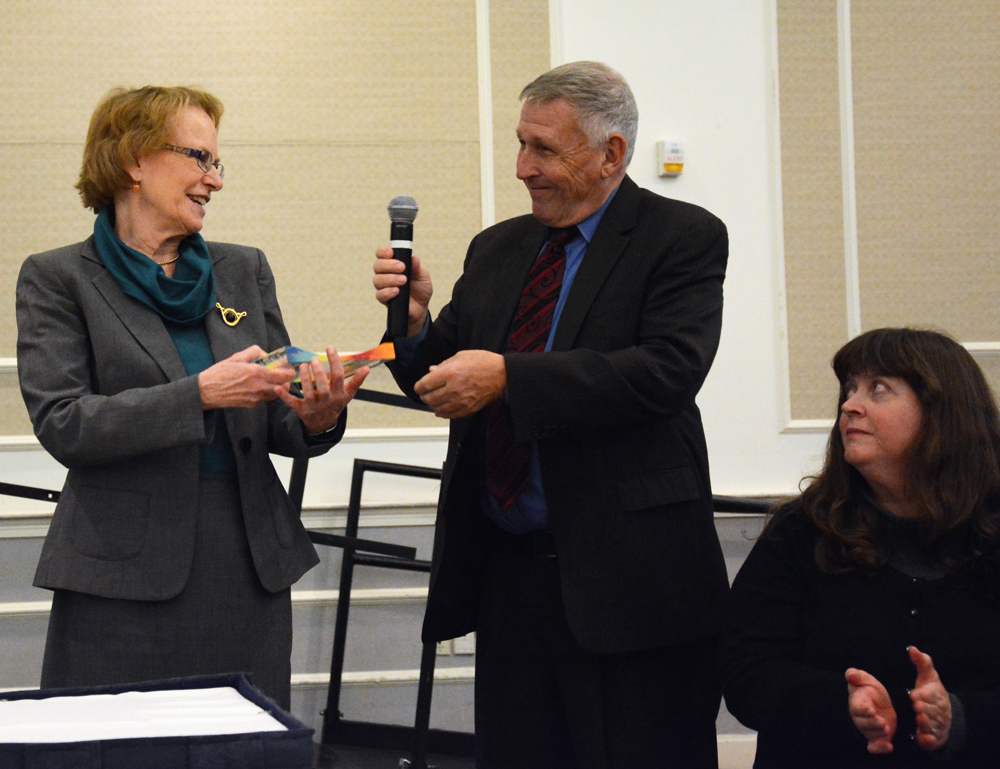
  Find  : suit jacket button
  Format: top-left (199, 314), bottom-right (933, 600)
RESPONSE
top-left (239, 437), bottom-right (252, 454)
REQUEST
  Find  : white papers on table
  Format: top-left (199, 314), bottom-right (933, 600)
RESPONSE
top-left (0, 686), bottom-right (288, 743)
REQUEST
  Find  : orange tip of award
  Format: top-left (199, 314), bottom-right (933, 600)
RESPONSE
top-left (340, 341), bottom-right (395, 364)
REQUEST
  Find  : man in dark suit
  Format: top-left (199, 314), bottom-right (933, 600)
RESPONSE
top-left (373, 61), bottom-right (729, 768)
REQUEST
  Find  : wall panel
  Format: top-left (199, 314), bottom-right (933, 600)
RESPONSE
top-left (0, 0), bottom-right (551, 436)
top-left (778, 0), bottom-right (1000, 420)
top-left (777, 0), bottom-right (849, 418)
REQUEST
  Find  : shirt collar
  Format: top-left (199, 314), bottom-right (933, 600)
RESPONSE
top-left (549, 183), bottom-right (621, 245)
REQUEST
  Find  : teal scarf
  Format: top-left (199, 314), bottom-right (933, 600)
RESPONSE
top-left (94, 208), bottom-right (216, 325)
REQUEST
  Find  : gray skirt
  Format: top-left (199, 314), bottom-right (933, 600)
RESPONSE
top-left (40, 475), bottom-right (293, 709)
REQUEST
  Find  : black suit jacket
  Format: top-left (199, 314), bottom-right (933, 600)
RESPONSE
top-left (16, 238), bottom-right (334, 600)
top-left (392, 176), bottom-right (730, 654)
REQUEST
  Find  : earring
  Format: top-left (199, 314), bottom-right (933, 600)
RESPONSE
top-left (132, 179), bottom-right (140, 193)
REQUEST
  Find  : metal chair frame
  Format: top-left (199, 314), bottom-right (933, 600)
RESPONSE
top-left (293, 456), bottom-right (474, 769)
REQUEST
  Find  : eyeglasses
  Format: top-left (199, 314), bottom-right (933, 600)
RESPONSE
top-left (163, 145), bottom-right (225, 179)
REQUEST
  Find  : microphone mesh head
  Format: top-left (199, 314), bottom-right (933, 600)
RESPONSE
top-left (388, 195), bottom-right (419, 222)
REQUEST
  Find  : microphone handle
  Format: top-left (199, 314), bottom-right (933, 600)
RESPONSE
top-left (387, 219), bottom-right (413, 337)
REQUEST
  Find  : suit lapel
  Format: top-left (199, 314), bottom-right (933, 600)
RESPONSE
top-left (478, 224), bottom-right (548, 352)
top-left (551, 177), bottom-right (640, 351)
top-left (88, 241), bottom-right (188, 383)
top-left (205, 246), bottom-right (265, 442)
top-left (90, 241), bottom-right (256, 382)
top-left (205, 247), bottom-right (255, 363)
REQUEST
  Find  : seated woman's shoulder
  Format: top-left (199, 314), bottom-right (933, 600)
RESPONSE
top-left (761, 498), bottom-right (819, 540)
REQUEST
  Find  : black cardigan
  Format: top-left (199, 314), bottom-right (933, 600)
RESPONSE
top-left (722, 510), bottom-right (1000, 768)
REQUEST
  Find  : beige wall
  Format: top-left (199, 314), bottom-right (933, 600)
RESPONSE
top-left (776, 0), bottom-right (847, 419)
top-left (779, 0), bottom-right (1000, 419)
top-left (0, 0), bottom-right (549, 436)
top-left (4, 0), bottom-right (998, 438)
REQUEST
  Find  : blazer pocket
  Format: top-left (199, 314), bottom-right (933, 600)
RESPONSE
top-left (68, 485), bottom-right (151, 561)
top-left (616, 467), bottom-right (701, 512)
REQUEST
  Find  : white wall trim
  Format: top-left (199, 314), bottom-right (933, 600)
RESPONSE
top-left (291, 587), bottom-right (428, 608)
top-left (0, 600), bottom-right (51, 618)
top-left (967, 342), bottom-right (1000, 354)
top-left (337, 427), bottom-right (450, 443)
top-left (548, 0), bottom-right (563, 66)
top-left (0, 428), bottom-right (449, 452)
top-left (765, 0), bottom-right (797, 436)
top-left (300, 508), bottom-right (437, 530)
top-left (783, 418), bottom-right (835, 435)
top-left (291, 666), bottom-right (475, 690)
top-left (0, 515), bottom-right (54, 540)
top-left (838, 0), bottom-right (862, 339)
top-left (0, 507), bottom-right (439, 540)
top-left (0, 508), bottom-right (763, 541)
top-left (0, 667), bottom-right (476, 696)
top-left (0, 588), bottom-right (429, 620)
top-left (0, 358), bottom-right (15, 374)
top-left (477, 0), bottom-right (496, 230)
top-left (0, 436), bottom-right (46, 452)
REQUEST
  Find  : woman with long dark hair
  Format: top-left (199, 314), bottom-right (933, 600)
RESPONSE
top-left (724, 328), bottom-right (1000, 767)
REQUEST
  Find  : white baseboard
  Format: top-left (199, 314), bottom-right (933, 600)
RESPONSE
top-left (292, 666), bottom-right (476, 690)
top-left (0, 587), bottom-right (429, 620)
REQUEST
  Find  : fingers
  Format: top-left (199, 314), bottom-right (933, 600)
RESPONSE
top-left (345, 366), bottom-right (370, 397)
top-left (374, 248), bottom-right (407, 303)
top-left (843, 653), bottom-right (953, 756)
top-left (374, 249), bottom-right (429, 302)
top-left (914, 713), bottom-right (951, 751)
top-left (263, 365), bottom-right (296, 387)
top-left (845, 668), bottom-right (870, 687)
top-left (273, 386), bottom-right (300, 409)
top-left (279, 348), bottom-right (370, 434)
top-left (199, 351), bottom-right (298, 409)
top-left (913, 701), bottom-right (952, 752)
top-left (413, 365), bottom-right (443, 398)
top-left (908, 646), bottom-right (939, 687)
top-left (846, 667), bottom-right (897, 754)
top-left (849, 707), bottom-right (894, 755)
top-left (299, 357), bottom-right (334, 398)
top-left (324, 346), bottom-right (346, 381)
top-left (908, 647), bottom-right (952, 752)
top-left (412, 364), bottom-right (454, 417)
top-left (866, 736), bottom-right (895, 755)
top-left (230, 345), bottom-right (267, 362)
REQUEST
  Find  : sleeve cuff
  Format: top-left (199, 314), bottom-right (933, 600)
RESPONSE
top-left (391, 315), bottom-right (431, 367)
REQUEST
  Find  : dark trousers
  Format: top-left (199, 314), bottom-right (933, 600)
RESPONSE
top-left (474, 532), bottom-right (721, 769)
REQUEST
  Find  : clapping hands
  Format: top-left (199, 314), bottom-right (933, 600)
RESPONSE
top-left (846, 645), bottom-right (952, 755)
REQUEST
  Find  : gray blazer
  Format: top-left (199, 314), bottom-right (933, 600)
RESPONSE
top-left (16, 237), bottom-right (336, 601)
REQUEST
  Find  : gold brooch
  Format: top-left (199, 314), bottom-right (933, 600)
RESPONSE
top-left (216, 302), bottom-right (247, 327)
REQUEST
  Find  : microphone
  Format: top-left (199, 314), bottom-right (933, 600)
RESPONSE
top-left (386, 195), bottom-right (419, 337)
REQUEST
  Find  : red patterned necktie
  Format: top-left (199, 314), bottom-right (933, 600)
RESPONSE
top-left (485, 226), bottom-right (578, 509)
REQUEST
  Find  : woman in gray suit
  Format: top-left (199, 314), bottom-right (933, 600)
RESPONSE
top-left (15, 86), bottom-right (367, 709)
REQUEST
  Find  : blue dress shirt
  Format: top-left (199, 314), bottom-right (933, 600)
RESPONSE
top-left (485, 189), bottom-right (619, 533)
top-left (394, 188), bottom-right (620, 534)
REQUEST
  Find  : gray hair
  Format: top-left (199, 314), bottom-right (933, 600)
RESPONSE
top-left (520, 61), bottom-right (638, 167)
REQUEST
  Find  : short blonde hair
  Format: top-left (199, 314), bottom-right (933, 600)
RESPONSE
top-left (76, 86), bottom-right (224, 213)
